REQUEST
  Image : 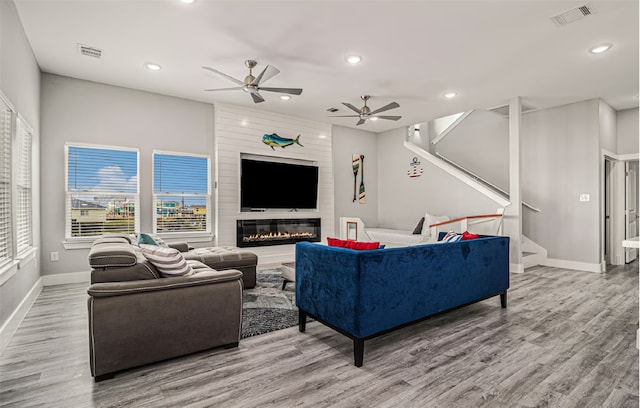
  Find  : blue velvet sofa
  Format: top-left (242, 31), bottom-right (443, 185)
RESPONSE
top-left (295, 235), bottom-right (510, 366)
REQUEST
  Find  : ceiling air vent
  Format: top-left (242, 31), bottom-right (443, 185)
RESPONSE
top-left (326, 107), bottom-right (339, 113)
top-left (487, 103), bottom-right (536, 117)
top-left (550, 3), bottom-right (596, 27)
top-left (78, 44), bottom-right (102, 59)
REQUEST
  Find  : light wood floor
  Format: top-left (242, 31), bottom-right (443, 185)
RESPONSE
top-left (0, 263), bottom-right (638, 408)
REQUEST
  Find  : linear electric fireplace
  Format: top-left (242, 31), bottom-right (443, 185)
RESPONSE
top-left (236, 218), bottom-right (321, 248)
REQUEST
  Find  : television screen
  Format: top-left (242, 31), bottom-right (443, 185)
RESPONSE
top-left (241, 158), bottom-right (319, 210)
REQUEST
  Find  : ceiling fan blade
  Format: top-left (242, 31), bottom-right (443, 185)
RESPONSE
top-left (259, 87), bottom-right (303, 95)
top-left (252, 65), bottom-right (280, 86)
top-left (342, 103), bottom-right (362, 114)
top-left (376, 115), bottom-right (402, 121)
top-left (250, 92), bottom-right (265, 103)
top-left (202, 66), bottom-right (244, 86)
top-left (369, 102), bottom-right (400, 115)
top-left (204, 87), bottom-right (244, 92)
top-left (356, 119), bottom-right (366, 126)
top-left (330, 115), bottom-right (360, 117)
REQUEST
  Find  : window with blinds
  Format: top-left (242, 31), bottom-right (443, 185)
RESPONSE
top-left (16, 116), bottom-right (33, 253)
top-left (66, 144), bottom-right (139, 238)
top-left (153, 152), bottom-right (211, 234)
top-left (0, 97), bottom-right (13, 264)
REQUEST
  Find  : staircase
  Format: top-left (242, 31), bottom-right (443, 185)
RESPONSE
top-left (404, 128), bottom-right (546, 270)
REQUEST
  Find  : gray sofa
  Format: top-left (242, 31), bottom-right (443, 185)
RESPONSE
top-left (87, 235), bottom-right (253, 381)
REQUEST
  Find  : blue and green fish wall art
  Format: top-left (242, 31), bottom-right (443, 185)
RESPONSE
top-left (262, 133), bottom-right (304, 150)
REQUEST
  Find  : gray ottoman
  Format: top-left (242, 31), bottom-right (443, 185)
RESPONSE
top-left (184, 246), bottom-right (258, 288)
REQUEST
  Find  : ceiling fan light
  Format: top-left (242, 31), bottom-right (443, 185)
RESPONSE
top-left (589, 43), bottom-right (612, 54)
top-left (346, 55), bottom-right (362, 65)
top-left (145, 63), bottom-right (162, 71)
top-left (280, 95), bottom-right (291, 101)
top-left (370, 116), bottom-right (379, 121)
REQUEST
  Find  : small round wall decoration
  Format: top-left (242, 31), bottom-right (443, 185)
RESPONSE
top-left (407, 157), bottom-right (424, 178)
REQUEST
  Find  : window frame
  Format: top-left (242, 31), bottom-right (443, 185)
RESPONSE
top-left (14, 114), bottom-right (33, 255)
top-left (152, 150), bottom-right (212, 238)
top-left (64, 143), bottom-right (140, 244)
top-left (0, 91), bottom-right (15, 271)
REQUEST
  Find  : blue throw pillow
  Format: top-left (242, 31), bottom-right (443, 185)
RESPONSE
top-left (138, 233), bottom-right (159, 246)
top-left (441, 231), bottom-right (462, 243)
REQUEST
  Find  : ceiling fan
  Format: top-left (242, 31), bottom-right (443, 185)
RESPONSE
top-left (331, 95), bottom-right (401, 125)
top-left (202, 60), bottom-right (303, 103)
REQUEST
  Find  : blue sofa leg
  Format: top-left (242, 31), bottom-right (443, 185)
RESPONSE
top-left (354, 338), bottom-right (364, 367)
top-left (500, 291), bottom-right (507, 308)
top-left (299, 310), bottom-right (307, 332)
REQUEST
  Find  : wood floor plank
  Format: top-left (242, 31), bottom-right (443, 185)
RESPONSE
top-left (0, 263), bottom-right (637, 407)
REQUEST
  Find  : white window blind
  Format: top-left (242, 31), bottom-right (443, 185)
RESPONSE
top-left (153, 152), bottom-right (211, 234)
top-left (15, 116), bottom-right (33, 253)
top-left (0, 98), bottom-right (13, 264)
top-left (66, 145), bottom-right (139, 238)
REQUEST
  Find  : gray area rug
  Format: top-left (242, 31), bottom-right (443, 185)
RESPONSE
top-left (241, 268), bottom-right (298, 338)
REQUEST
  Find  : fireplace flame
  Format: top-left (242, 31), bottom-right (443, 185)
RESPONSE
top-left (243, 231), bottom-right (315, 242)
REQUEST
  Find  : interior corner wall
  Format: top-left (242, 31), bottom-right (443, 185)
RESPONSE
top-left (214, 104), bottom-right (333, 264)
top-left (40, 74), bottom-right (214, 276)
top-left (0, 0), bottom-right (41, 330)
top-left (522, 99), bottom-right (601, 265)
top-left (617, 108), bottom-right (639, 155)
top-left (332, 125), bottom-right (378, 232)
top-left (599, 100), bottom-right (617, 154)
top-left (377, 127), bottom-right (499, 231)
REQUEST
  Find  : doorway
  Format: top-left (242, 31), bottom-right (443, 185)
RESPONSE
top-left (625, 160), bottom-right (638, 263)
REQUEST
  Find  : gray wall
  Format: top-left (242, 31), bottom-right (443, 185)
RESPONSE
top-left (436, 110), bottom-right (509, 191)
top-left (40, 74), bottom-right (214, 276)
top-left (522, 100), bottom-right (601, 263)
top-left (617, 108), bottom-right (639, 155)
top-left (377, 127), bottom-right (499, 231)
top-left (0, 0), bottom-right (41, 329)
top-left (332, 125), bottom-right (378, 231)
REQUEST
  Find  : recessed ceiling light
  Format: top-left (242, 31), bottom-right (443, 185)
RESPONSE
top-left (443, 91), bottom-right (457, 99)
top-left (589, 43), bottom-right (612, 54)
top-left (370, 116), bottom-right (379, 121)
top-left (346, 55), bottom-right (362, 65)
top-left (180, 0), bottom-right (195, 4)
top-left (280, 95), bottom-right (291, 101)
top-left (145, 62), bottom-right (162, 71)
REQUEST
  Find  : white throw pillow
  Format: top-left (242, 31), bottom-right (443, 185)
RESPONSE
top-left (422, 212), bottom-right (450, 237)
top-left (139, 244), bottom-right (194, 278)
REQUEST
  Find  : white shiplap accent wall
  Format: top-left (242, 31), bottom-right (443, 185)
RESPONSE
top-left (214, 104), bottom-right (334, 264)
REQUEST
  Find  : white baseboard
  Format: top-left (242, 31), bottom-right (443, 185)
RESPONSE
top-left (0, 277), bottom-right (43, 356)
top-left (510, 263), bottom-right (524, 273)
top-left (541, 258), bottom-right (603, 273)
top-left (42, 271), bottom-right (91, 286)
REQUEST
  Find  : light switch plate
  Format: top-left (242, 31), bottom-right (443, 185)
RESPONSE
top-left (579, 194), bottom-right (590, 202)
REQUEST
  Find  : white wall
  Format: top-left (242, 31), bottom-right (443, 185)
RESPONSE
top-left (332, 125), bottom-right (378, 232)
top-left (40, 74), bottom-right (214, 276)
top-left (522, 100), bottom-right (601, 265)
top-left (377, 127), bottom-right (499, 231)
top-left (599, 100), bottom-right (617, 154)
top-left (0, 0), bottom-right (41, 330)
top-left (214, 104), bottom-right (333, 264)
top-left (617, 108), bottom-right (639, 155)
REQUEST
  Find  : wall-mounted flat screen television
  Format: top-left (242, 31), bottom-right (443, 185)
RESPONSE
top-left (240, 156), bottom-right (319, 211)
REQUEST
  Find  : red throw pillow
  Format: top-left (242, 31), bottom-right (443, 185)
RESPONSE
top-left (461, 231), bottom-right (480, 240)
top-left (347, 241), bottom-right (381, 250)
top-left (327, 237), bottom-right (351, 248)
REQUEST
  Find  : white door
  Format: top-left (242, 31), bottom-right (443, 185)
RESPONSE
top-left (625, 161), bottom-right (638, 263)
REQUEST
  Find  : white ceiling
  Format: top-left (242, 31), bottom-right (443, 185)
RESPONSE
top-left (14, 0), bottom-right (639, 132)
